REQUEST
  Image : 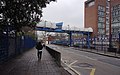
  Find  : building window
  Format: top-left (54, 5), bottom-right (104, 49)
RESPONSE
top-left (99, 23), bottom-right (104, 28)
top-left (106, 1), bottom-right (109, 7)
top-left (106, 24), bottom-right (109, 28)
top-left (98, 28), bottom-right (105, 34)
top-left (98, 17), bottom-right (105, 23)
top-left (118, 4), bottom-right (120, 9)
top-left (98, 11), bottom-right (105, 17)
top-left (98, 5), bottom-right (105, 12)
top-left (98, 5), bottom-right (105, 17)
top-left (118, 11), bottom-right (120, 15)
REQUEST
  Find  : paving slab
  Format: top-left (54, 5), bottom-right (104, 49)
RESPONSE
top-left (0, 47), bottom-right (71, 75)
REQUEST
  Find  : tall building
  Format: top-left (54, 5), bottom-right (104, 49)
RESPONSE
top-left (111, 0), bottom-right (120, 38)
top-left (84, 0), bottom-right (120, 38)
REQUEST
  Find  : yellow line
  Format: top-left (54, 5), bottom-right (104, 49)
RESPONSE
top-left (62, 60), bottom-right (81, 75)
top-left (90, 68), bottom-right (96, 75)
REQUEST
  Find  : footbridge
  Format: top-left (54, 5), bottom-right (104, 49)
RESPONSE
top-left (36, 21), bottom-right (93, 48)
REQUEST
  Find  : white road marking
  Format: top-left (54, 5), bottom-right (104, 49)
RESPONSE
top-left (67, 49), bottom-right (120, 68)
top-left (62, 60), bottom-right (81, 75)
top-left (69, 60), bottom-right (78, 66)
top-left (65, 50), bottom-right (97, 60)
top-left (56, 45), bottom-right (120, 74)
top-left (72, 65), bottom-right (96, 75)
top-left (72, 66), bottom-right (93, 70)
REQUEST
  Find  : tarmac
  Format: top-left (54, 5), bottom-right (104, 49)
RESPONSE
top-left (0, 47), bottom-right (71, 75)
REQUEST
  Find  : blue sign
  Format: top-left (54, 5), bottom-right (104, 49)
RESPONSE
top-left (56, 22), bottom-right (63, 29)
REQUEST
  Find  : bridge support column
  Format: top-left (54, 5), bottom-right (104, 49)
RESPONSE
top-left (68, 32), bottom-right (72, 47)
top-left (87, 32), bottom-right (90, 49)
top-left (82, 37), bottom-right (84, 48)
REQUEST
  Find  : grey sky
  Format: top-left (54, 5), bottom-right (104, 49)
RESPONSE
top-left (42, 0), bottom-right (87, 28)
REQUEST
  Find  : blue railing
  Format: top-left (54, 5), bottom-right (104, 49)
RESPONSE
top-left (0, 34), bottom-right (36, 63)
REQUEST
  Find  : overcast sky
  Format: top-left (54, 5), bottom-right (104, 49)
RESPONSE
top-left (42, 0), bottom-right (87, 28)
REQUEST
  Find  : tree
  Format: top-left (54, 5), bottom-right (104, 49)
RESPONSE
top-left (0, 0), bottom-right (56, 32)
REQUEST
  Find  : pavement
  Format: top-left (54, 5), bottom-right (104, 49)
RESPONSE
top-left (0, 47), bottom-right (71, 75)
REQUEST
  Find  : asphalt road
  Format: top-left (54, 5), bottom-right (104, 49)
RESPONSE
top-left (48, 45), bottom-right (120, 75)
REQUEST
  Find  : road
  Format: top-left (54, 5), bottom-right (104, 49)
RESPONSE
top-left (48, 45), bottom-right (120, 75)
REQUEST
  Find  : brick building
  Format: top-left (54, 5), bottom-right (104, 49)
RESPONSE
top-left (85, 0), bottom-right (120, 38)
top-left (111, 0), bottom-right (120, 38)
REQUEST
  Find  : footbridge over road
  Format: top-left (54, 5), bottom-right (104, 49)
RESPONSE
top-left (36, 21), bottom-right (93, 48)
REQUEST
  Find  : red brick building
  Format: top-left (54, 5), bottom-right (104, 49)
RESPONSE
top-left (85, 0), bottom-right (120, 38)
top-left (85, 0), bottom-right (106, 36)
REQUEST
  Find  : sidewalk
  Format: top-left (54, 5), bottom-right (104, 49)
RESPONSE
top-left (0, 47), bottom-right (71, 75)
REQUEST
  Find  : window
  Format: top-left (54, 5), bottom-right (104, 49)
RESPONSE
top-left (118, 4), bottom-right (120, 9)
top-left (106, 28), bottom-right (109, 31)
top-left (116, 11), bottom-right (119, 15)
top-left (118, 17), bottom-right (120, 21)
top-left (98, 17), bottom-right (105, 22)
top-left (98, 6), bottom-right (101, 10)
top-left (106, 0), bottom-right (109, 6)
top-left (98, 5), bottom-right (105, 11)
top-left (112, 12), bottom-right (115, 16)
top-left (114, 18), bottom-right (117, 22)
top-left (106, 24), bottom-right (109, 28)
top-left (98, 28), bottom-right (105, 34)
top-left (119, 11), bottom-right (120, 15)
top-left (106, 8), bottom-right (109, 12)
top-left (98, 22), bottom-right (104, 29)
top-left (119, 23), bottom-right (120, 27)
top-left (98, 11), bottom-right (105, 17)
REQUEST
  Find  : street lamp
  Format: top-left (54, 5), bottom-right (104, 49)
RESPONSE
top-left (44, 20), bottom-right (47, 45)
top-left (67, 25), bottom-right (70, 30)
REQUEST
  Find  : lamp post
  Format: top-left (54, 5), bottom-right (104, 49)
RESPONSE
top-left (44, 20), bottom-right (47, 46)
top-left (67, 25), bottom-right (70, 30)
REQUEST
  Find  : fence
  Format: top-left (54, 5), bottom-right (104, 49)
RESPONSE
top-left (72, 36), bottom-right (120, 58)
top-left (51, 35), bottom-right (120, 57)
top-left (0, 33), bottom-right (9, 63)
top-left (0, 34), bottom-right (36, 63)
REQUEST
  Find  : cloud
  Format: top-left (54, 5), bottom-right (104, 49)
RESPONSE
top-left (42, 0), bottom-right (86, 28)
